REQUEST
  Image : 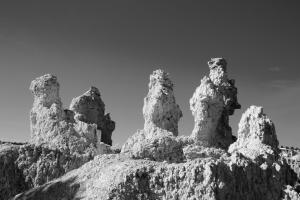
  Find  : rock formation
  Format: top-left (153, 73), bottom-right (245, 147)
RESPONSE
top-left (1, 59), bottom-right (300, 200)
top-left (29, 74), bottom-right (114, 150)
top-left (122, 69), bottom-right (184, 162)
top-left (190, 58), bottom-right (241, 149)
top-left (70, 86), bottom-right (115, 145)
top-left (29, 74), bottom-right (64, 145)
top-left (228, 105), bottom-right (279, 160)
top-left (143, 69), bottom-right (182, 135)
top-left (13, 105), bottom-right (299, 200)
top-left (0, 143), bottom-right (28, 199)
top-left (0, 74), bottom-right (117, 199)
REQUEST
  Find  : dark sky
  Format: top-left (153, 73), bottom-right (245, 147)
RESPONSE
top-left (0, 1), bottom-right (299, 147)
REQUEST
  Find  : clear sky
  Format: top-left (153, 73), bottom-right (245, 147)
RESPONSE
top-left (0, 1), bottom-right (299, 147)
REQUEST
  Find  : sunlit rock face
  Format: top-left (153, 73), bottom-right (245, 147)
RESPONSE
top-left (143, 69), bottom-right (182, 136)
top-left (0, 74), bottom-right (118, 198)
top-left (29, 74), bottom-right (64, 145)
top-left (122, 69), bottom-right (184, 161)
top-left (70, 87), bottom-right (115, 145)
top-left (29, 74), bottom-right (97, 150)
top-left (190, 58), bottom-right (241, 149)
top-left (3, 60), bottom-right (300, 200)
top-left (229, 105), bottom-right (279, 160)
top-left (29, 74), bottom-right (115, 149)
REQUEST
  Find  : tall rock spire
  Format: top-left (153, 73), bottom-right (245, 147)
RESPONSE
top-left (228, 105), bottom-right (279, 160)
top-left (143, 69), bottom-right (182, 136)
top-left (29, 74), bottom-right (64, 144)
top-left (122, 69), bottom-right (184, 162)
top-left (190, 58), bottom-right (241, 148)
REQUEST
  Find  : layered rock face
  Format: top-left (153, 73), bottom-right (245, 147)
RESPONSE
top-left (70, 86), bottom-right (115, 145)
top-left (190, 58), bottom-right (241, 148)
top-left (122, 69), bottom-right (184, 162)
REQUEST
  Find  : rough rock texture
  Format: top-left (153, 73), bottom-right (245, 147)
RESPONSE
top-left (29, 74), bottom-right (64, 145)
top-left (13, 152), bottom-right (298, 200)
top-left (2, 60), bottom-right (300, 200)
top-left (15, 143), bottom-right (95, 188)
top-left (190, 58), bottom-right (241, 149)
top-left (229, 106), bottom-right (279, 160)
top-left (13, 105), bottom-right (299, 199)
top-left (122, 127), bottom-right (185, 162)
top-left (0, 143), bottom-right (28, 199)
top-left (30, 74), bottom-right (115, 150)
top-left (143, 69), bottom-right (182, 136)
top-left (0, 74), bottom-right (118, 200)
top-left (70, 87), bottom-right (115, 145)
top-left (122, 70), bottom-right (183, 161)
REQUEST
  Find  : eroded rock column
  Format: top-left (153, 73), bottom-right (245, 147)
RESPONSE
top-left (190, 58), bottom-right (241, 148)
top-left (122, 69), bottom-right (184, 162)
top-left (29, 74), bottom-right (64, 144)
top-left (143, 69), bottom-right (182, 136)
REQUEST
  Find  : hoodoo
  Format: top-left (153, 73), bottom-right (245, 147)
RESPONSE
top-left (1, 60), bottom-right (299, 200)
top-left (190, 58), bottom-right (241, 148)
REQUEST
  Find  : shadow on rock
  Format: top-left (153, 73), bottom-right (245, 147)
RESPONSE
top-left (13, 176), bottom-right (83, 200)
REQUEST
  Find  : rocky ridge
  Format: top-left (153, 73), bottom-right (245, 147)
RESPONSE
top-left (0, 58), bottom-right (299, 200)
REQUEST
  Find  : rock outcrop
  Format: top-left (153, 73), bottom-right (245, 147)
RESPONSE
top-left (27, 75), bottom-right (116, 184)
top-left (122, 69), bottom-right (184, 162)
top-left (228, 105), bottom-right (279, 161)
top-left (0, 143), bottom-right (28, 200)
top-left (1, 59), bottom-right (300, 200)
top-left (143, 69), bottom-right (182, 136)
top-left (13, 147), bottom-right (298, 200)
top-left (29, 74), bottom-right (64, 145)
top-left (0, 74), bottom-right (117, 199)
top-left (70, 86), bottom-right (115, 145)
top-left (13, 105), bottom-right (299, 200)
top-left (29, 74), bottom-right (114, 151)
top-left (190, 58), bottom-right (241, 149)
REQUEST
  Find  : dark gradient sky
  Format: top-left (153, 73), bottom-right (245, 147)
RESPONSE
top-left (0, 1), bottom-right (299, 146)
